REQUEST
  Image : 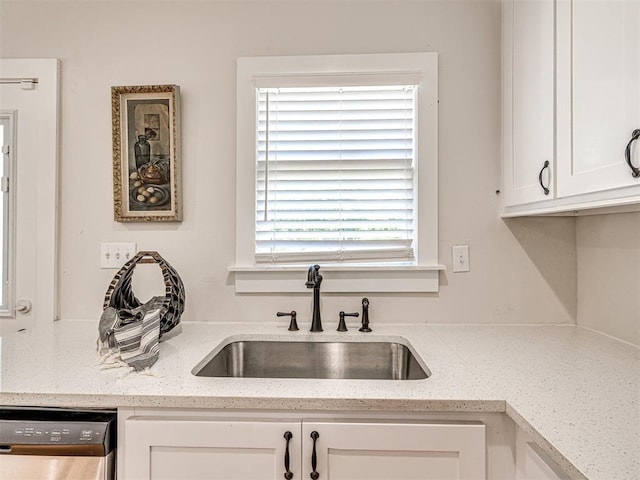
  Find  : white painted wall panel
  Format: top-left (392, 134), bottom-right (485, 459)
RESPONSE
top-left (0, 1), bottom-right (578, 326)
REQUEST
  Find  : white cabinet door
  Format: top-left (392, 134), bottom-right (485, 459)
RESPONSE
top-left (557, 0), bottom-right (640, 197)
top-left (503, 0), bottom-right (555, 206)
top-left (515, 429), bottom-right (569, 480)
top-left (123, 417), bottom-right (301, 480)
top-left (302, 421), bottom-right (486, 480)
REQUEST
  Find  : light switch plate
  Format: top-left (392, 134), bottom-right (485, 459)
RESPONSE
top-left (452, 245), bottom-right (470, 272)
top-left (101, 243), bottom-right (137, 269)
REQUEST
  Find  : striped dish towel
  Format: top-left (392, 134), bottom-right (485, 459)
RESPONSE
top-left (98, 296), bottom-right (164, 372)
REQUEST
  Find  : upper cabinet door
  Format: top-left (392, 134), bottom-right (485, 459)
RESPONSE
top-left (503, 0), bottom-right (556, 206)
top-left (557, 0), bottom-right (640, 197)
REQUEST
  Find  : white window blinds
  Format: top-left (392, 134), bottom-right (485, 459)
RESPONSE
top-left (255, 85), bottom-right (417, 264)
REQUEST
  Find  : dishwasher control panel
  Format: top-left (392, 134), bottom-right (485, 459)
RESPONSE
top-left (1, 421), bottom-right (108, 445)
top-left (0, 408), bottom-right (116, 456)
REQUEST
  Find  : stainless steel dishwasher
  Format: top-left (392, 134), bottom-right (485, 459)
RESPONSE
top-left (0, 407), bottom-right (116, 480)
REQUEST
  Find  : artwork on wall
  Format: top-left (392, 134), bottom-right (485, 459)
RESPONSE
top-left (111, 84), bottom-right (181, 222)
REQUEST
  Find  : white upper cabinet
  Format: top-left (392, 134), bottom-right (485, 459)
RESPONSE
top-left (503, 0), bottom-right (640, 216)
top-left (503, 0), bottom-right (556, 206)
top-left (556, 0), bottom-right (640, 197)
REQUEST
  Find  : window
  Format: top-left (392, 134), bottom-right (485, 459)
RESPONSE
top-left (256, 84), bottom-right (417, 264)
top-left (234, 53), bottom-right (441, 293)
top-left (0, 114), bottom-right (12, 312)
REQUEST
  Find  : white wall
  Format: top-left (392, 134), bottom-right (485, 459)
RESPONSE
top-left (0, 0), bottom-right (577, 326)
top-left (577, 213), bottom-right (640, 346)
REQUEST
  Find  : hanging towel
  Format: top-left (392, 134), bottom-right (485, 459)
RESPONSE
top-left (98, 296), bottom-right (164, 372)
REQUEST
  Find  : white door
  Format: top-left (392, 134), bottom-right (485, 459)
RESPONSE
top-left (0, 59), bottom-right (59, 328)
top-left (302, 421), bottom-right (486, 480)
top-left (123, 418), bottom-right (301, 480)
top-left (556, 0), bottom-right (640, 197)
top-left (503, 0), bottom-right (555, 206)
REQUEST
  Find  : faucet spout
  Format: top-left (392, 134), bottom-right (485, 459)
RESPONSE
top-left (306, 265), bottom-right (323, 332)
top-left (306, 264), bottom-right (321, 288)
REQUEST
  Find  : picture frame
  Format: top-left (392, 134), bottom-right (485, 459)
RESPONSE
top-left (111, 84), bottom-right (181, 222)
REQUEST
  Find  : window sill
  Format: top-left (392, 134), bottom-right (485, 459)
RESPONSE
top-left (228, 265), bottom-right (445, 294)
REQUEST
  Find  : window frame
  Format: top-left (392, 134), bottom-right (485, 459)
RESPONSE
top-left (0, 112), bottom-right (16, 315)
top-left (233, 53), bottom-right (442, 293)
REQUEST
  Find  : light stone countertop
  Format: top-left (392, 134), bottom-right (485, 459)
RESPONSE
top-left (0, 320), bottom-right (638, 480)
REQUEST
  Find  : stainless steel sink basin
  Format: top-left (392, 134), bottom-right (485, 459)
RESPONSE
top-left (192, 339), bottom-right (429, 380)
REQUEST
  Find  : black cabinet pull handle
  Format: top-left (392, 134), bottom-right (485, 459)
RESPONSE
top-left (309, 431), bottom-right (319, 479)
top-left (283, 431), bottom-right (294, 479)
top-left (538, 160), bottom-right (550, 195)
top-left (625, 129), bottom-right (640, 178)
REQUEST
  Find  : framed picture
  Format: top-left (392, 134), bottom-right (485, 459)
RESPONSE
top-left (111, 84), bottom-right (181, 222)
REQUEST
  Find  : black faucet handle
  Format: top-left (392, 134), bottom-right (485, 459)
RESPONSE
top-left (337, 311), bottom-right (359, 332)
top-left (359, 297), bottom-right (372, 332)
top-left (277, 311), bottom-right (299, 331)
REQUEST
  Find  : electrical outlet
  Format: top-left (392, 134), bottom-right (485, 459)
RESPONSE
top-left (101, 243), bottom-right (137, 269)
top-left (452, 245), bottom-right (470, 272)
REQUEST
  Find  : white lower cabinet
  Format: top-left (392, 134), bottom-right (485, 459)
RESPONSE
top-left (302, 421), bottom-right (486, 480)
top-left (121, 412), bottom-right (486, 480)
top-left (515, 428), bottom-right (569, 480)
top-left (123, 417), bottom-right (301, 480)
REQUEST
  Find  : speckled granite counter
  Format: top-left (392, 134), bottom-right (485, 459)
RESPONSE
top-left (1, 321), bottom-right (638, 479)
